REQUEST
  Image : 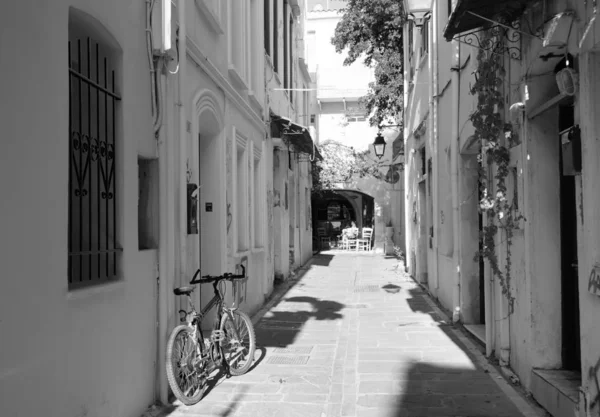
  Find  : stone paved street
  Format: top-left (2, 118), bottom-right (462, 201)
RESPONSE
top-left (157, 252), bottom-right (544, 417)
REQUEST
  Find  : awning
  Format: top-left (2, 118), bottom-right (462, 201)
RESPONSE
top-left (270, 113), bottom-right (323, 161)
top-left (443, 0), bottom-right (532, 41)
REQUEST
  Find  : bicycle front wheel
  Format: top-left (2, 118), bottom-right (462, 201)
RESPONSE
top-left (220, 310), bottom-right (256, 376)
top-left (165, 325), bottom-right (207, 405)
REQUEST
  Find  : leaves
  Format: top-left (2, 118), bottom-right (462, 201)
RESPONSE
top-left (331, 0), bottom-right (405, 126)
top-left (471, 31), bottom-right (523, 315)
top-left (311, 140), bottom-right (392, 192)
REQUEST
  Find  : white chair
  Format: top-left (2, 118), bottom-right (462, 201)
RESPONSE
top-left (341, 235), bottom-right (357, 250)
top-left (357, 227), bottom-right (373, 251)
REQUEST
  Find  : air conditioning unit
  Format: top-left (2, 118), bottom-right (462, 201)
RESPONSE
top-left (556, 67), bottom-right (579, 96)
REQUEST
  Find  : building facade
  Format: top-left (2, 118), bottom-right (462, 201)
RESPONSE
top-left (265, 0), bottom-right (317, 281)
top-left (0, 1), bottom-right (158, 416)
top-left (405, 0), bottom-right (600, 416)
top-left (0, 1), bottom-right (317, 416)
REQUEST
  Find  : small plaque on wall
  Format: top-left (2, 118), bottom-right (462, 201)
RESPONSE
top-left (205, 202), bottom-right (213, 212)
top-left (589, 264), bottom-right (600, 297)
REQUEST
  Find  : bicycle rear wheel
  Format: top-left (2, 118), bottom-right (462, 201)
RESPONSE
top-left (220, 310), bottom-right (256, 376)
top-left (165, 325), bottom-right (207, 405)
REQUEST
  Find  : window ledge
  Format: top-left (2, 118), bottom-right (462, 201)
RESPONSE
top-left (194, 0), bottom-right (224, 34)
top-left (229, 65), bottom-right (249, 91)
top-left (248, 90), bottom-right (263, 113)
top-left (235, 250), bottom-right (250, 257)
top-left (67, 279), bottom-right (126, 301)
top-left (251, 247), bottom-right (265, 254)
top-left (418, 52), bottom-right (429, 70)
top-left (265, 53), bottom-right (274, 70)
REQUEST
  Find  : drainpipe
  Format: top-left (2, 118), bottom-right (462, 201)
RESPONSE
top-left (157, 67), bottom-right (169, 404)
top-left (431, 7), bottom-right (439, 292)
top-left (152, 0), bottom-right (170, 404)
top-left (450, 39), bottom-right (461, 321)
top-left (403, 21), bottom-right (411, 272)
top-left (178, 0), bottom-right (188, 292)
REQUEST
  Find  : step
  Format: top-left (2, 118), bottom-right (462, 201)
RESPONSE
top-left (531, 368), bottom-right (580, 417)
top-left (463, 324), bottom-right (486, 346)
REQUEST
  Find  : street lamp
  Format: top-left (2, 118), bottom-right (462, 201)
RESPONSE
top-left (372, 124), bottom-right (403, 159)
top-left (372, 132), bottom-right (387, 159)
top-left (403, 0), bottom-right (432, 27)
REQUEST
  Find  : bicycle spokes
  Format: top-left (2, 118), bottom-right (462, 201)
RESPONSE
top-left (172, 331), bottom-right (204, 398)
top-left (222, 315), bottom-right (250, 368)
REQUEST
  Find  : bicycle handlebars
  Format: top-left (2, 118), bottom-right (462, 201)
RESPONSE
top-left (189, 257), bottom-right (247, 285)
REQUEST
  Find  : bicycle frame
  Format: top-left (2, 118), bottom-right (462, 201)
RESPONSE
top-left (181, 280), bottom-right (244, 361)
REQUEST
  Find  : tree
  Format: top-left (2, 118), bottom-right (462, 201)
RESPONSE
top-left (331, 0), bottom-right (405, 126)
top-left (311, 140), bottom-right (404, 193)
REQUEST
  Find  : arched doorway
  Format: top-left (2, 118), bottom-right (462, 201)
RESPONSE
top-left (312, 189), bottom-right (375, 248)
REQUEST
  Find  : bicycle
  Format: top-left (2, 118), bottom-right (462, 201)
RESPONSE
top-left (165, 257), bottom-right (256, 405)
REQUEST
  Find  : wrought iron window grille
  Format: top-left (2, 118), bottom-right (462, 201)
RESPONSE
top-left (68, 35), bottom-right (122, 288)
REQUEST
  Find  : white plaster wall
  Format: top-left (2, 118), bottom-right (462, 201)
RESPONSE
top-left (405, 39), bottom-right (431, 279)
top-left (578, 49), bottom-right (600, 416)
top-left (0, 2), bottom-right (156, 416)
top-left (264, 1), bottom-right (316, 281)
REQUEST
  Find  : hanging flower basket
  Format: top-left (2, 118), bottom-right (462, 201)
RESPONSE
top-left (556, 67), bottom-right (579, 96)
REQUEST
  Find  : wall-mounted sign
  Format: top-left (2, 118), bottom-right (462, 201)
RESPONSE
top-left (589, 264), bottom-right (600, 297)
top-left (205, 202), bottom-right (213, 212)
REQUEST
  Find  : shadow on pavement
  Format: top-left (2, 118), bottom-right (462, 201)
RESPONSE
top-left (368, 360), bottom-right (526, 417)
top-left (308, 253), bottom-right (334, 267)
top-left (254, 295), bottom-right (345, 347)
top-left (218, 385), bottom-right (249, 417)
top-left (405, 287), bottom-right (444, 320)
top-left (246, 346), bottom-right (267, 372)
top-left (360, 286), bottom-right (526, 416)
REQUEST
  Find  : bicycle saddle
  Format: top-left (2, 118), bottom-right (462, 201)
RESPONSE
top-left (173, 286), bottom-right (195, 296)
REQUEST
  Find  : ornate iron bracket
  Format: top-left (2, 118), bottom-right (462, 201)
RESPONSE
top-left (453, 20), bottom-right (522, 60)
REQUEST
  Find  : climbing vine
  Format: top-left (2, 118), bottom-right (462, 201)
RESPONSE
top-left (470, 30), bottom-right (524, 314)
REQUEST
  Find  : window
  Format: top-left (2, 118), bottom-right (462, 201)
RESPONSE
top-left (408, 21), bottom-right (414, 80)
top-left (273, 0), bottom-right (279, 73)
top-left (228, 0), bottom-right (250, 86)
top-left (420, 18), bottom-right (430, 58)
top-left (305, 187), bottom-right (310, 230)
top-left (264, 0), bottom-right (270, 56)
top-left (289, 15), bottom-right (294, 104)
top-left (253, 145), bottom-right (264, 248)
top-left (235, 131), bottom-right (249, 253)
top-left (68, 12), bottom-right (122, 288)
top-left (347, 116), bottom-right (366, 123)
top-left (303, 85), bottom-right (309, 126)
top-left (306, 30), bottom-right (316, 68)
top-left (283, 1), bottom-right (289, 90)
top-left (138, 158), bottom-right (158, 250)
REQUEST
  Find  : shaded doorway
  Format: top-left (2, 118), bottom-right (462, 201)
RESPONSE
top-left (479, 196), bottom-right (486, 325)
top-left (558, 103), bottom-right (580, 371)
top-left (311, 189), bottom-right (375, 249)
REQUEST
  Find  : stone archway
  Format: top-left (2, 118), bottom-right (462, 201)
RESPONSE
top-left (311, 189), bottom-right (375, 248)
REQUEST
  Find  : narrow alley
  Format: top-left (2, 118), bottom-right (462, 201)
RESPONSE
top-left (154, 253), bottom-right (544, 417)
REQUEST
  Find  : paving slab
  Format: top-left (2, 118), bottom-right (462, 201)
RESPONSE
top-left (150, 253), bottom-right (546, 417)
